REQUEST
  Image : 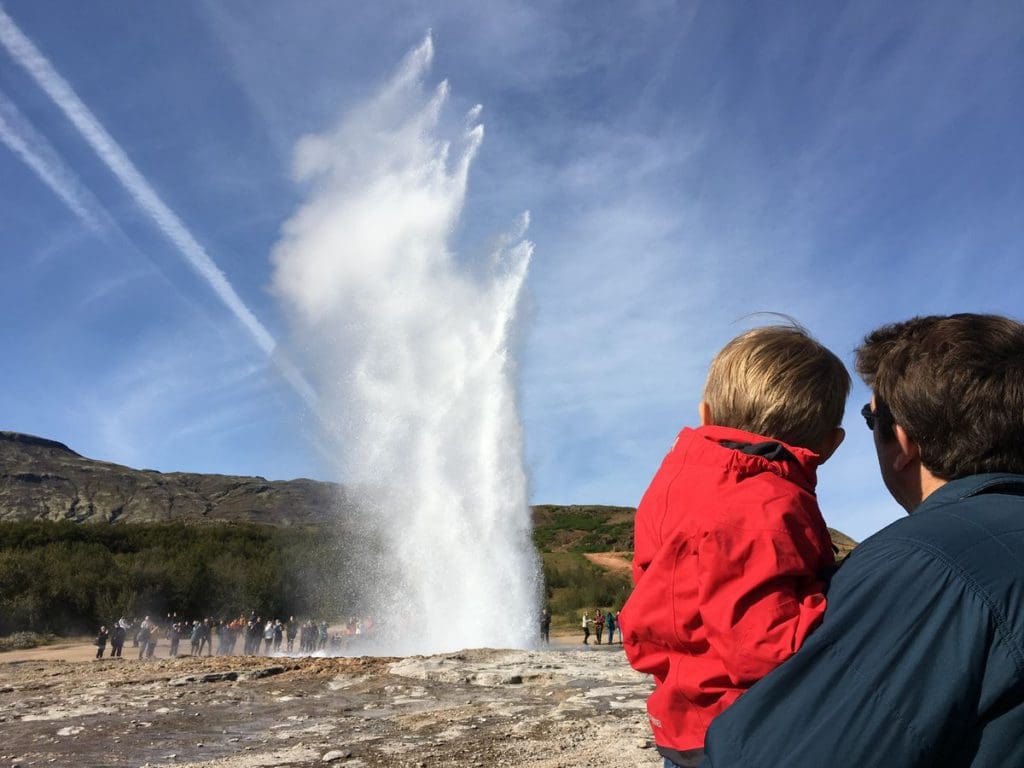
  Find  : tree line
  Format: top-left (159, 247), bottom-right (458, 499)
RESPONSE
top-left (0, 520), bottom-right (357, 635)
top-left (0, 519), bottom-right (634, 636)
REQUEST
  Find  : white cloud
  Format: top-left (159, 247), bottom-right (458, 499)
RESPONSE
top-left (0, 87), bottom-right (104, 231)
top-left (0, 7), bottom-right (279, 359)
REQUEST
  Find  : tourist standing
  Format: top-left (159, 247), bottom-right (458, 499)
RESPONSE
top-left (137, 619), bottom-right (151, 660)
top-left (190, 621), bottom-right (202, 655)
top-left (581, 612), bottom-right (591, 645)
top-left (144, 619), bottom-right (158, 658)
top-left (605, 610), bottom-right (616, 644)
top-left (95, 626), bottom-right (108, 659)
top-left (198, 618), bottom-right (213, 656)
top-left (216, 620), bottom-right (228, 655)
top-left (168, 621), bottom-right (181, 657)
top-left (228, 618), bottom-right (242, 655)
top-left (286, 616), bottom-right (298, 653)
top-left (247, 617), bottom-right (262, 655)
top-left (110, 620), bottom-right (126, 658)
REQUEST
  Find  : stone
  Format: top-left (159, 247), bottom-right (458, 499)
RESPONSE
top-left (240, 666), bottom-right (286, 681)
top-left (199, 672), bottom-right (238, 683)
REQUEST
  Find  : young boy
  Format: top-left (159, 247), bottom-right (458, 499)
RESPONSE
top-left (618, 325), bottom-right (850, 768)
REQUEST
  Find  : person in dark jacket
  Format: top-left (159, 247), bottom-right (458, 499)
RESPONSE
top-left (168, 621), bottom-right (181, 657)
top-left (95, 626), bottom-right (108, 659)
top-left (286, 616), bottom-right (298, 653)
top-left (110, 620), bottom-right (126, 658)
top-left (604, 610), bottom-right (616, 644)
top-left (702, 313), bottom-right (1024, 768)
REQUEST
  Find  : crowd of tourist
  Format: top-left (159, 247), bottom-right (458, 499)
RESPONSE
top-left (580, 608), bottom-right (619, 645)
top-left (93, 612), bottom-right (372, 659)
top-left (95, 607), bottom-right (618, 655)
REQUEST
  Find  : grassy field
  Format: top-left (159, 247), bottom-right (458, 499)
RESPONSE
top-left (532, 504), bottom-right (634, 552)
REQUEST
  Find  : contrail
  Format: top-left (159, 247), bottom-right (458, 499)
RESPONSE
top-left (0, 7), bottom-right (277, 359)
top-left (0, 87), bottom-right (103, 231)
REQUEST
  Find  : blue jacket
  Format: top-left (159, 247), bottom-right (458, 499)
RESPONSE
top-left (702, 473), bottom-right (1024, 767)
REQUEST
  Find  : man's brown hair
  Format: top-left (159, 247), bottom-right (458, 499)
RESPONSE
top-left (855, 313), bottom-right (1024, 479)
top-left (703, 325), bottom-right (850, 451)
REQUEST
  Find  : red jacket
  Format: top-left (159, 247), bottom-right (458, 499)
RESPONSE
top-left (619, 425), bottom-right (835, 752)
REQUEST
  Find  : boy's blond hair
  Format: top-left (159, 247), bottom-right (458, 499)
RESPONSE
top-left (703, 325), bottom-right (850, 450)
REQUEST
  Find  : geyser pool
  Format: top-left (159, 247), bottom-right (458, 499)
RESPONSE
top-left (271, 35), bottom-right (540, 655)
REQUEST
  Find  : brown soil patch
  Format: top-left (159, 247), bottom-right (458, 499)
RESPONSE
top-left (583, 551), bottom-right (632, 573)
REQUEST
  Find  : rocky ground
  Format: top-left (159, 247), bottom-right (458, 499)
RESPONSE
top-left (0, 640), bottom-right (658, 768)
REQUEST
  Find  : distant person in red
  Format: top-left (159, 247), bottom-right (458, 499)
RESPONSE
top-left (619, 324), bottom-right (850, 768)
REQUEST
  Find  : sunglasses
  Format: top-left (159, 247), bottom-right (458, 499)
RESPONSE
top-left (861, 401), bottom-right (895, 434)
top-left (860, 403), bottom-right (877, 431)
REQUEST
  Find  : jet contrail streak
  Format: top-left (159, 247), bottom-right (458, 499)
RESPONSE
top-left (0, 7), bottom-right (277, 357)
top-left (0, 88), bottom-right (102, 231)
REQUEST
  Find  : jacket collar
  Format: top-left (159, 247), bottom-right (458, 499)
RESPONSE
top-left (686, 425), bottom-right (821, 492)
top-left (915, 473), bottom-right (1024, 513)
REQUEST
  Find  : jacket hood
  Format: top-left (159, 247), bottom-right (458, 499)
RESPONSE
top-left (683, 424), bottom-right (822, 493)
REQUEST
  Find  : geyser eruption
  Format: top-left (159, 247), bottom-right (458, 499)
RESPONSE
top-left (271, 35), bottom-right (539, 654)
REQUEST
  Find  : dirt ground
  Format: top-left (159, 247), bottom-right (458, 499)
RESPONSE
top-left (582, 552), bottom-right (631, 573)
top-left (0, 635), bottom-right (658, 768)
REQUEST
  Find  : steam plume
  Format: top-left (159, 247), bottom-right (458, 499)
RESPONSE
top-left (271, 34), bottom-right (539, 654)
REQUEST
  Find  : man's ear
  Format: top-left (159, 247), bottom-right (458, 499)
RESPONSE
top-left (817, 427), bottom-right (845, 464)
top-left (892, 424), bottom-right (920, 471)
top-left (699, 400), bottom-right (713, 426)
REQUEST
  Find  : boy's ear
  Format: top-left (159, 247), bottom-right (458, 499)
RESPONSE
top-left (817, 427), bottom-right (845, 464)
top-left (698, 400), bottom-right (713, 427)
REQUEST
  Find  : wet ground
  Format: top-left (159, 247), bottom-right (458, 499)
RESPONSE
top-left (0, 641), bottom-right (658, 767)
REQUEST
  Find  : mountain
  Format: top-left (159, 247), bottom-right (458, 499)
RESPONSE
top-left (530, 501), bottom-right (858, 557)
top-left (0, 431), bottom-right (349, 526)
top-left (0, 431), bottom-right (858, 554)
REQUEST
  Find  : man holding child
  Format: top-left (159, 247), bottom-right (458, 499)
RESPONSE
top-left (701, 313), bottom-right (1024, 766)
top-left (621, 313), bottom-right (1024, 768)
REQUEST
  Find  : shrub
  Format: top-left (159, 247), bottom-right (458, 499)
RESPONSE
top-left (0, 631), bottom-right (54, 651)
top-left (540, 553), bottom-right (632, 626)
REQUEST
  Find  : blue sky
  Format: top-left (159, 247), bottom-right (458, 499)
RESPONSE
top-left (2, 1), bottom-right (1022, 541)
